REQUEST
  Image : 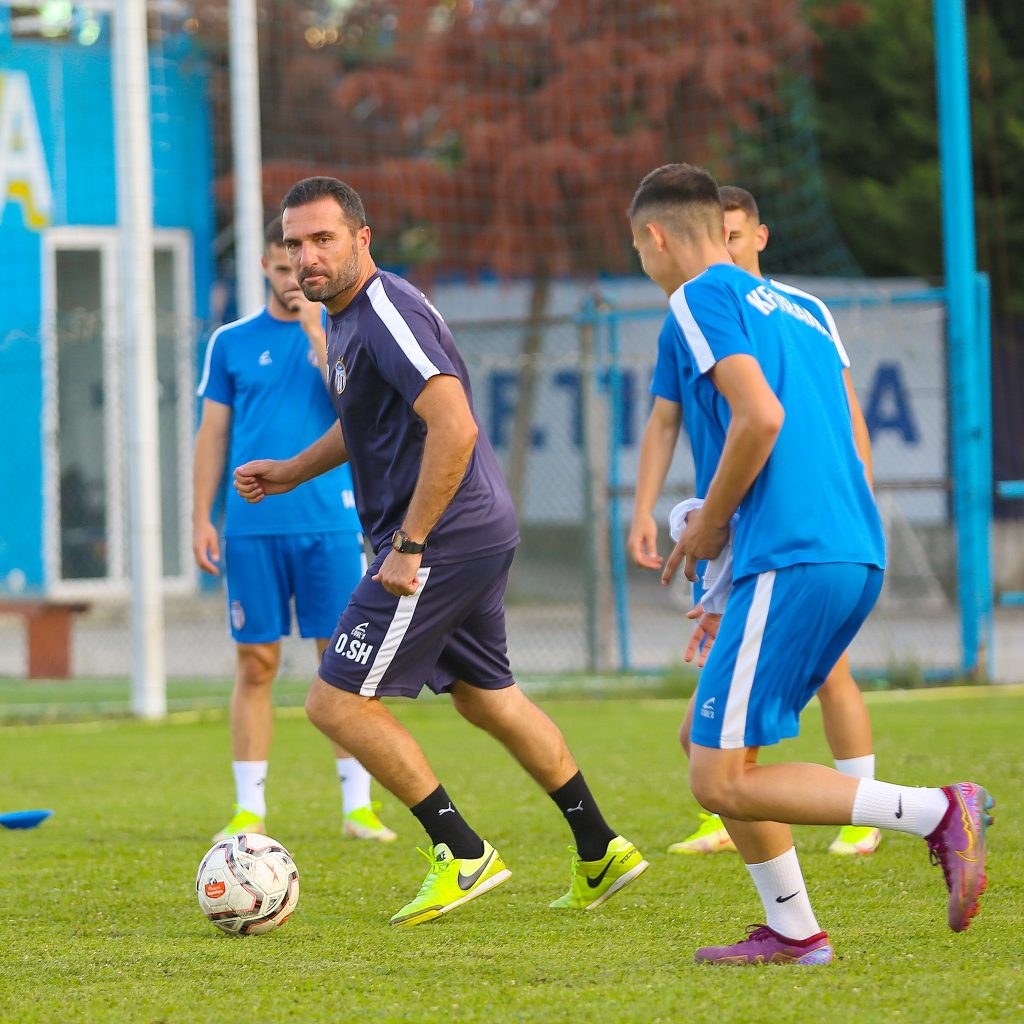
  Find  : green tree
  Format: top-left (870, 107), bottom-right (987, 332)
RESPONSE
top-left (808, 0), bottom-right (1024, 314)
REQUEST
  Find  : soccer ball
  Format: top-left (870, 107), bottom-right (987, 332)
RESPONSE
top-left (196, 833), bottom-right (299, 935)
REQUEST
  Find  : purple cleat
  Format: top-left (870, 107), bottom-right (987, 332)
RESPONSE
top-left (926, 782), bottom-right (994, 932)
top-left (694, 924), bottom-right (833, 966)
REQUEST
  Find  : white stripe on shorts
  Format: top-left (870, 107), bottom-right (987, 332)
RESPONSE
top-left (359, 567), bottom-right (431, 697)
top-left (720, 570), bottom-right (776, 748)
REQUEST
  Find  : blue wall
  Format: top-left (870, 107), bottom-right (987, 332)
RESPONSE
top-left (0, 32), bottom-right (213, 591)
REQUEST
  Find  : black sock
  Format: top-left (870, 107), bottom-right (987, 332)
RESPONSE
top-left (549, 771), bottom-right (616, 861)
top-left (410, 785), bottom-right (485, 859)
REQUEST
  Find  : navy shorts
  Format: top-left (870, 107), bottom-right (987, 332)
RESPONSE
top-left (691, 562), bottom-right (883, 750)
top-left (318, 548), bottom-right (517, 699)
top-left (223, 532), bottom-right (366, 644)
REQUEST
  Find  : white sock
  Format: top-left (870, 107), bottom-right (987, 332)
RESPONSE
top-left (835, 754), bottom-right (875, 780)
top-left (851, 779), bottom-right (950, 837)
top-left (747, 847), bottom-right (821, 940)
top-left (337, 757), bottom-right (371, 815)
top-left (233, 760), bottom-right (268, 818)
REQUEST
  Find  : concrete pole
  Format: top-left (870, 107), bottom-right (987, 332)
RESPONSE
top-left (230, 0), bottom-right (265, 315)
top-left (113, 0), bottom-right (166, 718)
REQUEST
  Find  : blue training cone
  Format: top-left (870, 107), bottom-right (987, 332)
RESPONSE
top-left (0, 809), bottom-right (54, 830)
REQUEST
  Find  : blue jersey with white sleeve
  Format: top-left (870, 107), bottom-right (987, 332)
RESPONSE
top-left (767, 279), bottom-right (851, 370)
top-left (650, 313), bottom-right (726, 496)
top-left (325, 270), bottom-right (520, 565)
top-left (669, 263), bottom-right (885, 579)
top-left (197, 307), bottom-right (362, 537)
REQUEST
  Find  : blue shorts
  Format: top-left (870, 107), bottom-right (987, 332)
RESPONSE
top-left (223, 532), bottom-right (366, 644)
top-left (319, 548), bottom-right (517, 699)
top-left (691, 562), bottom-right (882, 750)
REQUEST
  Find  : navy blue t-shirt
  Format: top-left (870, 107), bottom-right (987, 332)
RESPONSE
top-left (326, 270), bottom-right (520, 565)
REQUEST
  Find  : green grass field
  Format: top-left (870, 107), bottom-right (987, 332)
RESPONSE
top-left (1, 687), bottom-right (1021, 1023)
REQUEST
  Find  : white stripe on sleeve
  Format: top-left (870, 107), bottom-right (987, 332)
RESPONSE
top-left (359, 567), bottom-right (431, 696)
top-left (771, 280), bottom-right (850, 368)
top-left (669, 286), bottom-right (716, 374)
top-left (719, 570), bottom-right (775, 749)
top-left (196, 307), bottom-right (265, 396)
top-left (366, 278), bottom-right (441, 380)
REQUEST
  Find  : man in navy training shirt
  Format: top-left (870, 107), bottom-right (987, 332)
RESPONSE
top-left (233, 176), bottom-right (647, 927)
top-left (628, 162), bottom-right (991, 964)
top-left (194, 216), bottom-right (395, 845)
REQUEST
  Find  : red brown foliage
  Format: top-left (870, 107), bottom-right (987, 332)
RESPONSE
top-left (208, 0), bottom-right (816, 277)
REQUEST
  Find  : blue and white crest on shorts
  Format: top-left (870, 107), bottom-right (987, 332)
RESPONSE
top-left (230, 600), bottom-right (245, 631)
top-left (334, 358), bottom-right (347, 395)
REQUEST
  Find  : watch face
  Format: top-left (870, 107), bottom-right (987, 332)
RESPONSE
top-left (392, 530), bottom-right (421, 553)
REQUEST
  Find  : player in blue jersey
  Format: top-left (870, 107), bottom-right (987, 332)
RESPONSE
top-left (628, 163), bottom-right (991, 963)
top-left (193, 216), bottom-right (395, 844)
top-left (632, 184), bottom-right (884, 858)
top-left (232, 177), bottom-right (647, 927)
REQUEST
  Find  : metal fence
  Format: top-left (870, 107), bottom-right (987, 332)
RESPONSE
top-left (2, 279), bottom-right (1013, 683)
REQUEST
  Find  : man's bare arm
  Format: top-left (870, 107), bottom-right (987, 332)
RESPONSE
top-left (699, 354), bottom-right (785, 530)
top-left (843, 367), bottom-right (874, 490)
top-left (300, 304), bottom-right (330, 382)
top-left (234, 422), bottom-right (348, 503)
top-left (629, 397), bottom-right (682, 569)
top-left (192, 399), bottom-right (232, 574)
top-left (401, 374), bottom-right (479, 542)
top-left (370, 374), bottom-right (478, 598)
top-left (663, 354), bottom-right (784, 584)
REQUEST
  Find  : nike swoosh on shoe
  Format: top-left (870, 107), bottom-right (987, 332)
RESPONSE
top-left (458, 850), bottom-right (495, 890)
top-left (586, 858), bottom-right (615, 889)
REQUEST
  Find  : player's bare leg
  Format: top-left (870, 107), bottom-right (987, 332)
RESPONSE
top-left (213, 641), bottom-right (281, 840)
top-left (685, 745), bottom-right (832, 962)
top-left (307, 674), bottom-right (510, 924)
top-left (673, 655), bottom-right (881, 856)
top-left (448, 681), bottom-right (577, 791)
top-left (306, 674), bottom-right (439, 805)
top-left (668, 695), bottom-right (737, 854)
top-left (688, 743), bottom-right (992, 957)
top-left (818, 654), bottom-right (872, 760)
top-left (311, 641), bottom-right (396, 842)
top-left (449, 679), bottom-right (647, 910)
top-left (818, 652), bottom-right (881, 854)
top-left (231, 641), bottom-right (281, 761)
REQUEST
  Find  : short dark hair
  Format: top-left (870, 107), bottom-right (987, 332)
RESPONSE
top-left (281, 176), bottom-right (367, 231)
top-left (628, 163), bottom-right (723, 242)
top-left (263, 215), bottom-right (284, 250)
top-left (719, 185), bottom-right (760, 222)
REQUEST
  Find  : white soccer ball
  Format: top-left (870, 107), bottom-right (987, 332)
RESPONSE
top-left (196, 833), bottom-right (299, 935)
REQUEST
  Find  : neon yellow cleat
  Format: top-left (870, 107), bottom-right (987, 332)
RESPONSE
top-left (828, 825), bottom-right (882, 856)
top-left (344, 802), bottom-right (398, 842)
top-left (212, 804), bottom-right (265, 843)
top-left (549, 835), bottom-right (649, 910)
top-left (389, 840), bottom-right (510, 927)
top-left (667, 813), bottom-right (737, 855)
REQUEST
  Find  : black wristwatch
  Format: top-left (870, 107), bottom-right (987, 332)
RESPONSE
top-left (392, 529), bottom-right (426, 554)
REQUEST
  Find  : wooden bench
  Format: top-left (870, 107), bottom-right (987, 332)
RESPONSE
top-left (0, 599), bottom-right (91, 679)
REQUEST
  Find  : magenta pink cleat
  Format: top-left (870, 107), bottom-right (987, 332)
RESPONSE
top-left (695, 924), bottom-right (833, 966)
top-left (926, 782), bottom-right (994, 932)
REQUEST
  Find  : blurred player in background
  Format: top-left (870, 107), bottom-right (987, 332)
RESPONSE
top-left (234, 177), bottom-right (647, 927)
top-left (631, 185), bottom-right (883, 858)
top-left (629, 163), bottom-right (991, 964)
top-left (193, 216), bottom-right (395, 845)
